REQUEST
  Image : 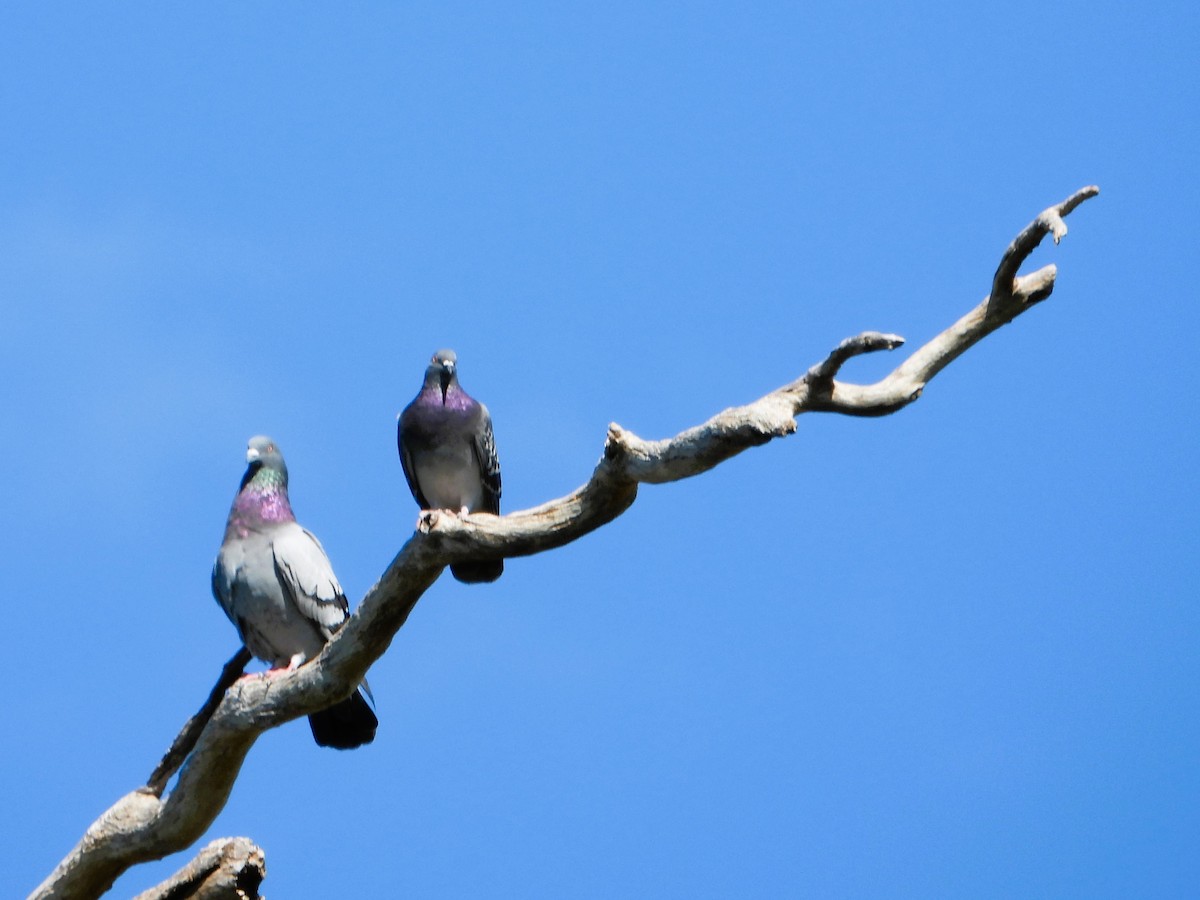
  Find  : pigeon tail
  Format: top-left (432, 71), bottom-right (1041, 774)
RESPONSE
top-left (308, 688), bottom-right (378, 750)
top-left (450, 559), bottom-right (504, 584)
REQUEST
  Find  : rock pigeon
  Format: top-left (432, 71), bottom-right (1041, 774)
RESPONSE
top-left (398, 349), bottom-right (503, 583)
top-left (212, 436), bottom-right (377, 750)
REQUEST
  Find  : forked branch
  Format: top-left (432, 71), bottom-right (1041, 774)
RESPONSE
top-left (31, 186), bottom-right (1099, 900)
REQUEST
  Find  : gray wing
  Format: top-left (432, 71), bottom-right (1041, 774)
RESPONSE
top-left (472, 403), bottom-right (502, 515)
top-left (211, 551), bottom-right (238, 624)
top-left (212, 534), bottom-right (259, 631)
top-left (397, 422), bottom-right (431, 510)
top-left (271, 524), bottom-right (350, 635)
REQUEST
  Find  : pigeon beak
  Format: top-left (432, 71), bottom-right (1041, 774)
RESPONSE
top-left (246, 447), bottom-right (261, 463)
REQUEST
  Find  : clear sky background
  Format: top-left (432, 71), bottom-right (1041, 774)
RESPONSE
top-left (3, 3), bottom-right (1196, 897)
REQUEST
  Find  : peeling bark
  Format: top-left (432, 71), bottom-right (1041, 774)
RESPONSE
top-left (131, 839), bottom-right (264, 900)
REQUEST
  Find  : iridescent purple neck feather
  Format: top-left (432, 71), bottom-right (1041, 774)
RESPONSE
top-left (420, 378), bottom-right (476, 412)
top-left (225, 465), bottom-right (294, 538)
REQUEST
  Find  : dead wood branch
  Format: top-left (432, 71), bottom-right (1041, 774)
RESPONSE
top-left (30, 186), bottom-right (1098, 900)
top-left (131, 838), bottom-right (264, 900)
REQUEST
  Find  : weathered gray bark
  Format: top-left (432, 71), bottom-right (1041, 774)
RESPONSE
top-left (29, 186), bottom-right (1099, 900)
top-left (131, 839), bottom-right (264, 900)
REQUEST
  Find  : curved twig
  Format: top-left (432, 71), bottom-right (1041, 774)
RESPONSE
top-left (146, 648), bottom-right (253, 797)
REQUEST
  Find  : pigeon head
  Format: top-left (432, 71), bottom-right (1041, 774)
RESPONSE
top-left (240, 435), bottom-right (289, 491)
top-left (245, 435), bottom-right (287, 472)
top-left (424, 349), bottom-right (460, 403)
top-left (228, 435), bottom-right (294, 531)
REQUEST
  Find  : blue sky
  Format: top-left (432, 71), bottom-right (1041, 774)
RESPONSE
top-left (3, 3), bottom-right (1197, 897)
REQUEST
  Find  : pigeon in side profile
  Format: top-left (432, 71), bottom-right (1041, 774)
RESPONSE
top-left (212, 436), bottom-right (378, 750)
top-left (398, 349), bottom-right (503, 583)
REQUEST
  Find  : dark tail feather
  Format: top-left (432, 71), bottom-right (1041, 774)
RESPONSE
top-left (451, 559), bottom-right (504, 583)
top-left (309, 687), bottom-right (378, 750)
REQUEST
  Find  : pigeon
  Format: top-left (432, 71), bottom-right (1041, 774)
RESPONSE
top-left (397, 349), bottom-right (503, 583)
top-left (212, 436), bottom-right (378, 750)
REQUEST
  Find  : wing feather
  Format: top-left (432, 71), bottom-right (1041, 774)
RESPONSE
top-left (271, 525), bottom-right (349, 633)
top-left (397, 416), bottom-right (432, 509)
top-left (472, 403), bottom-right (502, 515)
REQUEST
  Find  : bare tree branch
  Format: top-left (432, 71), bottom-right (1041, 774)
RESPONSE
top-left (992, 185), bottom-right (1099, 306)
top-left (130, 838), bottom-right (264, 900)
top-left (30, 186), bottom-right (1099, 900)
top-left (146, 649), bottom-right (253, 798)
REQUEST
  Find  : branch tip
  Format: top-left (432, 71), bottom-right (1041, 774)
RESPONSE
top-left (604, 423), bottom-right (636, 461)
top-left (991, 184), bottom-right (1099, 304)
top-left (1061, 184), bottom-right (1100, 215)
top-left (145, 646), bottom-right (252, 797)
top-left (808, 331), bottom-right (906, 381)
